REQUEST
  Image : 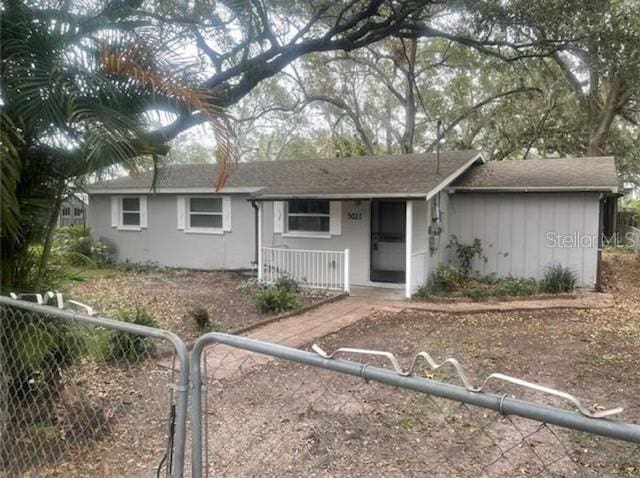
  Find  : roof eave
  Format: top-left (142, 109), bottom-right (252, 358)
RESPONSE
top-left (448, 186), bottom-right (619, 194)
top-left (250, 192), bottom-right (430, 201)
top-left (87, 186), bottom-right (263, 194)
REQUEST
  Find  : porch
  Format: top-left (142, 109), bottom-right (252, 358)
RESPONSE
top-left (256, 198), bottom-right (445, 298)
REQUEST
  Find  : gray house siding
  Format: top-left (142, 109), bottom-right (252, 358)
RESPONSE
top-left (89, 194), bottom-right (256, 269)
top-left (448, 192), bottom-right (601, 287)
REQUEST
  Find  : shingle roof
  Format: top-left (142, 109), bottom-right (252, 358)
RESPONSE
top-left (89, 150), bottom-right (483, 198)
top-left (450, 157), bottom-right (619, 193)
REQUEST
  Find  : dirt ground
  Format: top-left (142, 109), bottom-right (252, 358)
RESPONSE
top-left (29, 253), bottom-right (640, 476)
top-left (67, 267), bottom-right (332, 341)
top-left (200, 252), bottom-right (639, 476)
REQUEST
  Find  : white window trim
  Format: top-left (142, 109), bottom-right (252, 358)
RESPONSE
top-left (183, 196), bottom-right (230, 235)
top-left (112, 195), bottom-right (147, 231)
top-left (285, 200), bottom-right (331, 236)
top-left (120, 196), bottom-right (142, 231)
top-left (281, 231), bottom-right (332, 239)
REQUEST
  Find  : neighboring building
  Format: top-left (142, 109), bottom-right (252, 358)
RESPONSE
top-left (58, 195), bottom-right (87, 228)
top-left (623, 182), bottom-right (640, 201)
top-left (87, 152), bottom-right (621, 296)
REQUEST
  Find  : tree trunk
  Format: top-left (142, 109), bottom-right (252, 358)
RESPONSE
top-left (585, 77), bottom-right (627, 156)
top-left (400, 39), bottom-right (417, 154)
top-left (34, 179), bottom-right (66, 290)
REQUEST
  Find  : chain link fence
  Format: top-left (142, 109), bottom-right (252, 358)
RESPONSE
top-left (191, 334), bottom-right (640, 478)
top-left (1, 296), bottom-right (639, 477)
top-left (0, 296), bottom-right (189, 477)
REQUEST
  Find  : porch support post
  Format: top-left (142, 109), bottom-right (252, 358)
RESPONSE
top-left (257, 203), bottom-right (263, 282)
top-left (405, 200), bottom-right (413, 299)
top-left (344, 248), bottom-right (350, 293)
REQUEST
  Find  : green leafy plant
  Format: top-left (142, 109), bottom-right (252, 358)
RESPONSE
top-left (496, 277), bottom-right (539, 296)
top-left (273, 276), bottom-right (300, 293)
top-left (101, 308), bottom-right (158, 363)
top-left (448, 236), bottom-right (484, 277)
top-left (541, 264), bottom-right (577, 293)
top-left (433, 264), bottom-right (465, 292)
top-left (189, 307), bottom-right (210, 329)
top-left (2, 309), bottom-right (84, 401)
top-left (53, 226), bottom-right (111, 266)
top-left (255, 286), bottom-right (300, 314)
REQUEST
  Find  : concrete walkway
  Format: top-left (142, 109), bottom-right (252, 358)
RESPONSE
top-left (193, 291), bottom-right (613, 380)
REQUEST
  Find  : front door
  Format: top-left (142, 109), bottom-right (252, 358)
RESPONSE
top-left (370, 200), bottom-right (406, 283)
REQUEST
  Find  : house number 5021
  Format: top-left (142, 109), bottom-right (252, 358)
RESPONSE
top-left (347, 212), bottom-right (363, 220)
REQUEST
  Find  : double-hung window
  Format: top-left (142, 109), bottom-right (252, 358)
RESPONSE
top-left (74, 207), bottom-right (83, 217)
top-left (61, 207), bottom-right (71, 217)
top-left (111, 195), bottom-right (147, 230)
top-left (189, 197), bottom-right (223, 230)
top-left (287, 200), bottom-right (330, 233)
top-left (121, 197), bottom-right (141, 226)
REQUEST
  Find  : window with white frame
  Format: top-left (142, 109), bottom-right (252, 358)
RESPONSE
top-left (189, 197), bottom-right (223, 230)
top-left (121, 197), bottom-right (141, 226)
top-left (111, 195), bottom-right (146, 230)
top-left (74, 207), bottom-right (83, 217)
top-left (61, 207), bottom-right (71, 217)
top-left (287, 200), bottom-right (330, 233)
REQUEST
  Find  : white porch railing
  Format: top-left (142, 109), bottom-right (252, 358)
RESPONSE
top-left (411, 250), bottom-right (428, 294)
top-left (260, 247), bottom-right (350, 292)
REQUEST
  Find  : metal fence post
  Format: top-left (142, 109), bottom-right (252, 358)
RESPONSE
top-left (190, 338), bottom-right (207, 478)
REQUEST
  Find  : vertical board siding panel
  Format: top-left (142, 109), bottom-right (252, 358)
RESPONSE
top-left (497, 197), bottom-right (513, 277)
top-left (538, 195), bottom-right (555, 278)
top-left (524, 196), bottom-right (541, 279)
top-left (553, 195), bottom-right (570, 267)
top-left (461, 196), bottom-right (473, 244)
top-left (510, 195), bottom-right (526, 277)
top-left (478, 194), bottom-right (488, 276)
top-left (567, 194), bottom-right (585, 283)
top-left (484, 194), bottom-right (500, 277)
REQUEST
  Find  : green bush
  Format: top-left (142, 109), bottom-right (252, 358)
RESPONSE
top-left (255, 285), bottom-right (300, 314)
top-left (53, 226), bottom-right (111, 266)
top-left (101, 308), bottom-right (158, 363)
top-left (432, 264), bottom-right (465, 292)
top-left (496, 277), bottom-right (539, 296)
top-left (2, 309), bottom-right (84, 400)
top-left (273, 275), bottom-right (300, 293)
top-left (541, 264), bottom-right (577, 293)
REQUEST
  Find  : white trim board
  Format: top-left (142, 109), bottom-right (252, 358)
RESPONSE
top-left (448, 186), bottom-right (619, 193)
top-left (425, 152), bottom-right (485, 201)
top-left (89, 187), bottom-right (262, 194)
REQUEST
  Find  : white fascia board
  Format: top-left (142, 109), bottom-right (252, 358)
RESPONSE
top-left (425, 152), bottom-right (485, 201)
top-left (252, 193), bottom-right (429, 201)
top-left (447, 185), bottom-right (619, 194)
top-left (88, 187), bottom-right (262, 195)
